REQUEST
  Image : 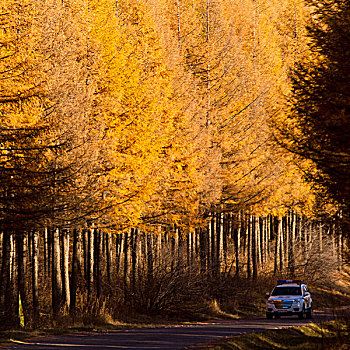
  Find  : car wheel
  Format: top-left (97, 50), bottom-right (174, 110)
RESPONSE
top-left (275, 313), bottom-right (280, 319)
top-left (298, 307), bottom-right (305, 319)
top-left (266, 312), bottom-right (273, 319)
top-left (306, 307), bottom-right (312, 319)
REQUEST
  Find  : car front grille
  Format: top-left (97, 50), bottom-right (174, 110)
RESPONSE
top-left (273, 300), bottom-right (293, 309)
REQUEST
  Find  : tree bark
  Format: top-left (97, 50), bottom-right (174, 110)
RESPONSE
top-left (52, 228), bottom-right (62, 316)
top-left (17, 233), bottom-right (27, 327)
top-left (0, 231), bottom-right (16, 327)
top-left (131, 228), bottom-right (137, 293)
top-left (123, 230), bottom-right (130, 299)
top-left (146, 233), bottom-right (153, 283)
top-left (279, 218), bottom-right (284, 272)
top-left (32, 231), bottom-right (39, 323)
top-left (106, 232), bottom-right (112, 284)
top-left (247, 214), bottom-right (251, 279)
top-left (252, 215), bottom-right (258, 280)
top-left (87, 228), bottom-right (94, 297)
top-left (70, 228), bottom-right (81, 316)
top-left (234, 214), bottom-right (240, 278)
top-left (94, 229), bottom-right (102, 299)
top-left (61, 230), bottom-right (70, 310)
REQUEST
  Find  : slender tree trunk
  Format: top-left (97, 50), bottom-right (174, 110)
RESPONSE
top-left (260, 217), bottom-right (264, 264)
top-left (82, 229), bottom-right (88, 280)
top-left (70, 228), bottom-right (81, 315)
top-left (136, 229), bottom-right (142, 285)
top-left (52, 228), bottom-right (62, 316)
top-left (252, 215), bottom-right (258, 280)
top-left (10, 234), bottom-right (16, 285)
top-left (215, 213), bottom-right (221, 276)
top-left (94, 229), bottom-right (102, 299)
top-left (0, 231), bottom-right (16, 327)
top-left (115, 234), bottom-right (122, 275)
top-left (32, 231), bottom-right (39, 323)
top-left (210, 215), bottom-right (215, 274)
top-left (106, 232), bottom-right (111, 284)
top-left (17, 234), bottom-right (27, 327)
top-left (61, 230), bottom-right (70, 310)
top-left (47, 228), bottom-right (52, 278)
top-left (123, 230), bottom-right (130, 299)
top-left (289, 212), bottom-right (296, 277)
top-left (247, 214), bottom-right (251, 279)
top-left (87, 228), bottom-right (94, 297)
top-left (319, 223), bottom-right (323, 253)
top-left (274, 217), bottom-right (280, 275)
top-left (131, 228), bottom-right (137, 293)
top-left (146, 233), bottom-right (153, 283)
top-left (223, 214), bottom-right (228, 269)
top-left (233, 215), bottom-right (240, 278)
top-left (44, 228), bottom-right (48, 276)
top-left (187, 231), bottom-right (191, 266)
top-left (279, 219), bottom-right (284, 272)
top-left (199, 228), bottom-right (206, 273)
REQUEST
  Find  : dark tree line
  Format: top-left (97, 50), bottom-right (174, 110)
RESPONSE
top-left (0, 212), bottom-right (346, 329)
top-left (277, 0), bottom-right (350, 228)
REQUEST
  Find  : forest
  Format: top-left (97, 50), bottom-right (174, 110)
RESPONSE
top-left (0, 0), bottom-right (349, 329)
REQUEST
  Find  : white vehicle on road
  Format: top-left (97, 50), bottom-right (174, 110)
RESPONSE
top-left (266, 280), bottom-right (312, 319)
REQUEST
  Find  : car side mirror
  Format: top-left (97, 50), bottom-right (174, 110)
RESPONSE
top-left (266, 292), bottom-right (270, 298)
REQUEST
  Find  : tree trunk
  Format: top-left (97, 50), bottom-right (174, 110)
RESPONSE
top-left (61, 230), bottom-right (70, 310)
top-left (94, 229), bottom-right (102, 299)
top-left (0, 231), bottom-right (16, 327)
top-left (52, 228), bottom-right (62, 316)
top-left (247, 214), bottom-right (251, 279)
top-left (32, 231), bottom-right (39, 323)
top-left (106, 232), bottom-right (111, 284)
top-left (123, 230), bottom-right (130, 299)
top-left (211, 215), bottom-right (216, 275)
top-left (70, 228), bottom-right (81, 316)
top-left (279, 219), bottom-right (284, 272)
top-left (199, 228), bottom-right (207, 273)
top-left (274, 217), bottom-right (280, 275)
top-left (87, 228), bottom-right (94, 297)
top-left (17, 234), bottom-right (27, 327)
top-left (146, 233), bottom-right (153, 283)
top-left (82, 229), bottom-right (88, 280)
top-left (115, 234), bottom-right (122, 275)
top-left (223, 214), bottom-right (228, 269)
top-left (131, 228), bottom-right (137, 293)
top-left (252, 215), bottom-right (258, 280)
top-left (44, 228), bottom-right (48, 276)
top-left (234, 215), bottom-right (240, 278)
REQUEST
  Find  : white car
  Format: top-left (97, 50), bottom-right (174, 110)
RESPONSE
top-left (266, 280), bottom-right (312, 319)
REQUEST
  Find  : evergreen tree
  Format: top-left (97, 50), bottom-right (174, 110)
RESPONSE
top-left (279, 0), bottom-right (350, 224)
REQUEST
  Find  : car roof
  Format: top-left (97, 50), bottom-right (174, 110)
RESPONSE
top-left (275, 284), bottom-right (302, 287)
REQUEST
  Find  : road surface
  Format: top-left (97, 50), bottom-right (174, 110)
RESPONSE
top-left (4, 310), bottom-right (334, 350)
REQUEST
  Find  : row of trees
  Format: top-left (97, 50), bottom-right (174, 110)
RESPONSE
top-left (1, 0), bottom-right (348, 328)
top-left (1, 0), bottom-right (317, 234)
top-left (0, 212), bottom-right (346, 327)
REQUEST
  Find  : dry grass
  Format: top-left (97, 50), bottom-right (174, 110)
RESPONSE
top-left (198, 318), bottom-right (350, 350)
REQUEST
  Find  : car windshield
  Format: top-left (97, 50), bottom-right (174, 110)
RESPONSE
top-left (271, 286), bottom-right (302, 296)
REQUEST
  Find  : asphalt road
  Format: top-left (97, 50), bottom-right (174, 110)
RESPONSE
top-left (4, 310), bottom-right (334, 350)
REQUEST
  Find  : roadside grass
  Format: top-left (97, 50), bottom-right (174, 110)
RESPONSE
top-left (0, 323), bottom-right (130, 346)
top-left (198, 319), bottom-right (350, 350)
